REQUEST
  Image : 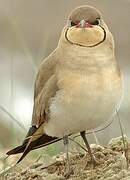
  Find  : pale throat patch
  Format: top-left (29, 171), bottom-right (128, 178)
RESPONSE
top-left (66, 26), bottom-right (104, 47)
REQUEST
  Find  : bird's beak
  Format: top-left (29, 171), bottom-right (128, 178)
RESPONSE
top-left (76, 20), bottom-right (93, 28)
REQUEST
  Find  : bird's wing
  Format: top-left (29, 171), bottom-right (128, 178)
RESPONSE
top-left (34, 50), bottom-right (58, 99)
top-left (32, 74), bottom-right (58, 127)
top-left (32, 50), bottom-right (58, 126)
top-left (6, 52), bottom-right (62, 162)
top-left (7, 74), bottom-right (61, 163)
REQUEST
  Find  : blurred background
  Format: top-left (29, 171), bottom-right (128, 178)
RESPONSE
top-left (0, 0), bottom-right (130, 168)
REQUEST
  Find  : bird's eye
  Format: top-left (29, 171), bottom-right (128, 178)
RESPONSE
top-left (92, 18), bottom-right (101, 25)
top-left (68, 20), bottom-right (77, 27)
top-left (71, 21), bottom-right (77, 26)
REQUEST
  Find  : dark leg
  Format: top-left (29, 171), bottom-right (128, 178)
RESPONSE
top-left (63, 135), bottom-right (73, 178)
top-left (80, 131), bottom-right (98, 167)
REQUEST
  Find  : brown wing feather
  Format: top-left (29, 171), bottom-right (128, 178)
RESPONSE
top-left (23, 126), bottom-right (38, 144)
top-left (7, 126), bottom-right (38, 155)
top-left (7, 131), bottom-right (61, 157)
top-left (6, 135), bottom-right (60, 156)
top-left (7, 144), bottom-right (26, 155)
top-left (32, 74), bottom-right (58, 127)
top-left (7, 119), bottom-right (61, 162)
top-left (16, 134), bottom-right (61, 163)
top-left (34, 50), bottom-right (58, 99)
top-left (7, 53), bottom-right (59, 162)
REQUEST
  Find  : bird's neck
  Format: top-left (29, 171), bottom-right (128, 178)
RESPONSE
top-left (57, 42), bottom-right (116, 70)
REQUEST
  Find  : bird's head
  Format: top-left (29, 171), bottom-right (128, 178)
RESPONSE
top-left (59, 5), bottom-right (113, 49)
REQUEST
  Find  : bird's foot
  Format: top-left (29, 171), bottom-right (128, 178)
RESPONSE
top-left (83, 154), bottom-right (99, 169)
top-left (90, 155), bottom-right (99, 168)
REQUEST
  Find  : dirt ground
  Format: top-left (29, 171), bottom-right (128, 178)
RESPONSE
top-left (2, 136), bottom-right (130, 180)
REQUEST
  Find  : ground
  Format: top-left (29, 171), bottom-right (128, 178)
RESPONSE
top-left (1, 136), bottom-right (130, 180)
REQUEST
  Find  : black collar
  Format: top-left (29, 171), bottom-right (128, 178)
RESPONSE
top-left (65, 25), bottom-right (106, 48)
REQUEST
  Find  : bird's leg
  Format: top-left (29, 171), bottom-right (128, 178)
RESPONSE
top-left (116, 110), bottom-right (129, 168)
top-left (80, 131), bottom-right (98, 168)
top-left (63, 135), bottom-right (73, 178)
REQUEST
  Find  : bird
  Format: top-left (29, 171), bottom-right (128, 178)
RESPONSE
top-left (7, 5), bottom-right (123, 172)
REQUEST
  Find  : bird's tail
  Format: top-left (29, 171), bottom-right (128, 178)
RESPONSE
top-left (6, 125), bottom-right (61, 163)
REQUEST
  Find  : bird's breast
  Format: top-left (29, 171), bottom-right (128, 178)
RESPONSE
top-left (44, 68), bottom-right (123, 138)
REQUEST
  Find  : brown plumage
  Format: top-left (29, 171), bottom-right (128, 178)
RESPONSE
top-left (7, 5), bottom-right (123, 164)
top-left (69, 5), bottom-right (101, 24)
top-left (7, 125), bottom-right (61, 163)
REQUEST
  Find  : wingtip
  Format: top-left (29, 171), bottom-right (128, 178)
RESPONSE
top-left (6, 149), bottom-right (14, 155)
top-left (16, 157), bottom-right (23, 164)
top-left (6, 144), bottom-right (26, 155)
top-left (16, 150), bottom-right (30, 164)
top-left (6, 151), bottom-right (10, 156)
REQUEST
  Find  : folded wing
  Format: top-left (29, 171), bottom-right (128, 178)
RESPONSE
top-left (7, 52), bottom-right (60, 163)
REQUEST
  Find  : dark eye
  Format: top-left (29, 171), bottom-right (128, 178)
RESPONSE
top-left (71, 21), bottom-right (77, 26)
top-left (92, 18), bottom-right (101, 25)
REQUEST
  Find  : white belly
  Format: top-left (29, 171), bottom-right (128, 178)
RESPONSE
top-left (44, 71), bottom-right (122, 138)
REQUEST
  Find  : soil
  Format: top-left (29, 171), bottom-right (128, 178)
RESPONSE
top-left (2, 136), bottom-right (130, 180)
